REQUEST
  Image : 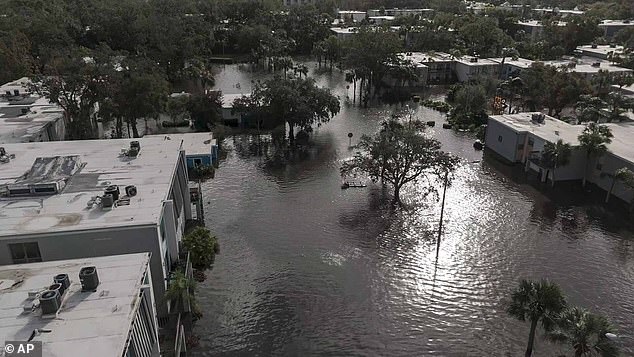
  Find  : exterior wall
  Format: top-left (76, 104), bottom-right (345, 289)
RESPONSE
top-left (187, 155), bottom-right (212, 168)
top-left (592, 153), bottom-right (634, 203)
top-left (0, 225), bottom-right (172, 316)
top-left (339, 12), bottom-right (365, 22)
top-left (455, 62), bottom-right (499, 82)
top-left (528, 135), bottom-right (587, 182)
top-left (485, 120), bottom-right (521, 162)
top-left (424, 61), bottom-right (454, 84)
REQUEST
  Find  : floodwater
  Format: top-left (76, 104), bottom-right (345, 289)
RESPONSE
top-left (192, 64), bottom-right (634, 356)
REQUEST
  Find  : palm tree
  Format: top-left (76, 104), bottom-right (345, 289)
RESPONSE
top-left (605, 167), bottom-right (634, 203)
top-left (578, 123), bottom-right (614, 187)
top-left (541, 139), bottom-right (572, 187)
top-left (546, 307), bottom-right (619, 357)
top-left (164, 270), bottom-right (197, 314)
top-left (575, 95), bottom-right (607, 123)
top-left (507, 279), bottom-right (567, 357)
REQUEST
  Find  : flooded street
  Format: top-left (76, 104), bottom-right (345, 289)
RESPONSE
top-left (192, 64), bottom-right (634, 356)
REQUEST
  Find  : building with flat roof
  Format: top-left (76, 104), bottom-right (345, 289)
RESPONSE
top-left (337, 10), bottom-right (366, 23)
top-left (543, 56), bottom-right (633, 80)
top-left (598, 20), bottom-right (634, 39)
top-left (517, 20), bottom-right (567, 41)
top-left (576, 44), bottom-right (625, 60)
top-left (454, 56), bottom-right (501, 82)
top-left (0, 78), bottom-right (65, 144)
top-left (368, 16), bottom-right (395, 25)
top-left (486, 112), bottom-right (634, 202)
top-left (0, 134), bottom-right (213, 316)
top-left (367, 8), bottom-right (433, 17)
top-left (491, 57), bottom-right (535, 79)
top-left (532, 8), bottom-right (584, 17)
top-left (0, 253), bottom-right (161, 357)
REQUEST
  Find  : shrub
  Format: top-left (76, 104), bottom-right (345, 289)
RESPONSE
top-left (182, 226), bottom-right (219, 270)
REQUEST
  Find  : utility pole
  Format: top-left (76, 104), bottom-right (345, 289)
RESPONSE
top-left (436, 170), bottom-right (449, 258)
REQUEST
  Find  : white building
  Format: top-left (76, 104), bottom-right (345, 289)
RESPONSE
top-left (368, 16), bottom-right (395, 25)
top-left (486, 112), bottom-right (634, 203)
top-left (532, 8), bottom-right (585, 17)
top-left (0, 134), bottom-right (214, 316)
top-left (491, 57), bottom-right (535, 79)
top-left (0, 78), bottom-right (66, 144)
top-left (598, 20), bottom-right (634, 39)
top-left (330, 27), bottom-right (358, 40)
top-left (454, 56), bottom-right (501, 82)
top-left (543, 57), bottom-right (633, 80)
top-left (366, 8), bottom-right (433, 17)
top-left (517, 20), bottom-right (567, 41)
top-left (0, 253), bottom-right (163, 357)
top-left (576, 44), bottom-right (625, 60)
top-left (337, 10), bottom-right (365, 23)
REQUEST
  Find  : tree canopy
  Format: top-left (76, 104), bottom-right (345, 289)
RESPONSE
top-left (340, 118), bottom-right (459, 204)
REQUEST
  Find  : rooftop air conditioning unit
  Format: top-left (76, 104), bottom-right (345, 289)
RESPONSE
top-left (592, 62), bottom-right (601, 67)
top-left (79, 266), bottom-right (99, 291)
top-left (54, 274), bottom-right (70, 295)
top-left (104, 185), bottom-right (120, 201)
top-left (101, 194), bottom-right (114, 210)
top-left (13, 89), bottom-right (19, 96)
top-left (5, 91), bottom-right (11, 96)
top-left (591, 44), bottom-right (598, 49)
top-left (39, 290), bottom-right (60, 315)
top-left (610, 44), bottom-right (616, 48)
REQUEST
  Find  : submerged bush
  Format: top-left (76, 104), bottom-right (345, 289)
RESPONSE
top-left (183, 227), bottom-right (219, 270)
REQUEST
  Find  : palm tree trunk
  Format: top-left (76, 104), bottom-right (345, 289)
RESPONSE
top-left (582, 154), bottom-right (590, 187)
top-left (525, 319), bottom-right (538, 357)
top-left (606, 177), bottom-right (616, 203)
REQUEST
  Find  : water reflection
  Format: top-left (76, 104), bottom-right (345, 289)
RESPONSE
top-left (192, 63), bottom-right (634, 356)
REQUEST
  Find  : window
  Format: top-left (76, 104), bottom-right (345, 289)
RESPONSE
top-left (498, 135), bottom-right (503, 142)
top-left (193, 158), bottom-right (202, 167)
top-left (9, 243), bottom-right (42, 263)
top-left (528, 138), bottom-right (534, 146)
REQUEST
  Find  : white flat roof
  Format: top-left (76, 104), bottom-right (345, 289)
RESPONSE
top-left (0, 253), bottom-right (150, 357)
top-left (0, 78), bottom-right (64, 144)
top-left (543, 59), bottom-right (633, 74)
top-left (577, 44), bottom-right (625, 57)
top-left (0, 133), bottom-right (212, 237)
top-left (338, 10), bottom-right (365, 14)
top-left (599, 20), bottom-right (634, 27)
top-left (490, 57), bottom-right (534, 69)
top-left (455, 56), bottom-right (499, 66)
top-left (489, 112), bottom-right (634, 164)
top-left (368, 16), bottom-right (395, 20)
top-left (330, 27), bottom-right (358, 34)
top-left (156, 133), bottom-right (215, 156)
top-left (518, 20), bottom-right (567, 27)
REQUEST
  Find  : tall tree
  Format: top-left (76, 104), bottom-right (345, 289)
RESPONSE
top-left (541, 139), bottom-right (572, 187)
top-left (30, 48), bottom-right (111, 140)
top-left (578, 123), bottom-right (613, 187)
top-left (605, 167), bottom-right (634, 203)
top-left (507, 279), bottom-right (567, 357)
top-left (234, 77), bottom-right (340, 142)
top-left (546, 307), bottom-right (618, 357)
top-left (340, 119), bottom-right (459, 204)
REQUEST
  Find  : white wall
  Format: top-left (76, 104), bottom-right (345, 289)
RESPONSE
top-left (485, 120), bottom-right (521, 162)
